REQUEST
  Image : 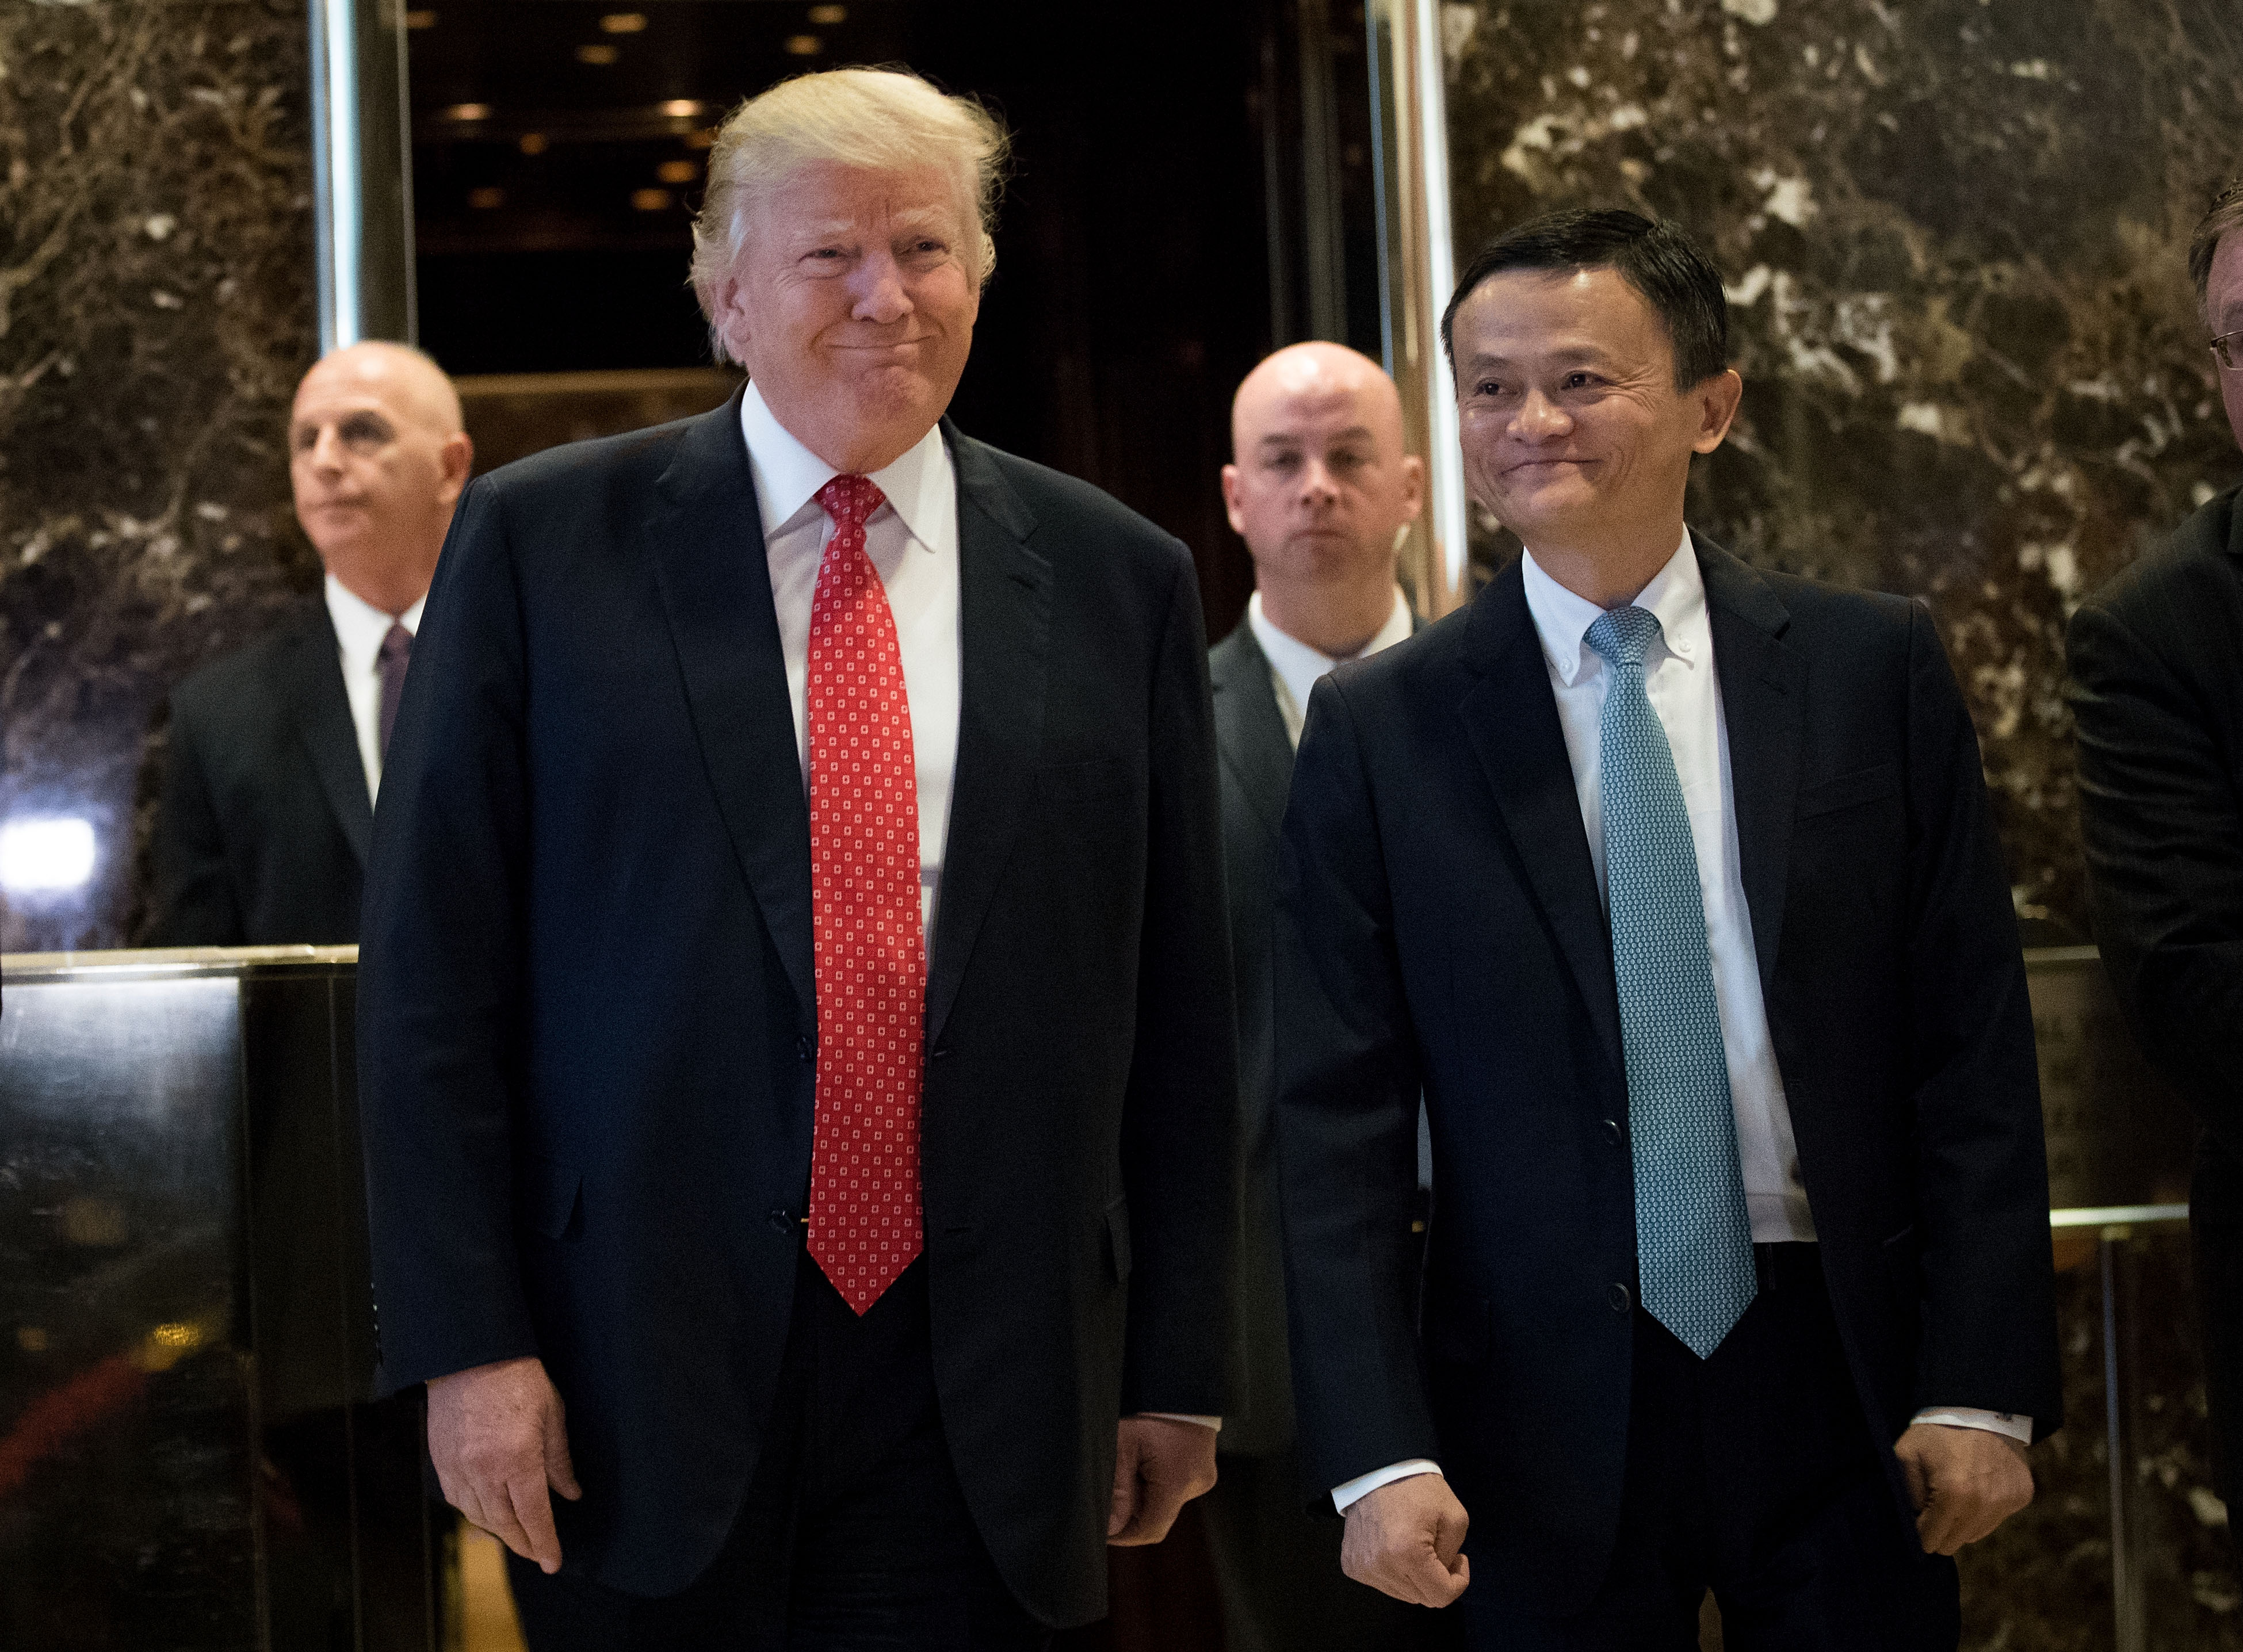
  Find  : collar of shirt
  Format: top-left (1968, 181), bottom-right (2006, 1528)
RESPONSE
top-left (1246, 584), bottom-right (1413, 716)
top-left (324, 573), bottom-right (424, 676)
top-left (1519, 530), bottom-right (1705, 687)
top-left (739, 378), bottom-right (950, 553)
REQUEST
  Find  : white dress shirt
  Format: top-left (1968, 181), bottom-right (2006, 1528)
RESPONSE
top-left (324, 574), bottom-right (425, 803)
top-left (740, 381), bottom-right (961, 939)
top-left (1247, 585), bottom-right (1415, 750)
top-left (1331, 533), bottom-right (2024, 1514)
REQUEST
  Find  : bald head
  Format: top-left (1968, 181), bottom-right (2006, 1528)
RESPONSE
top-left (289, 342), bottom-right (473, 615)
top-left (1222, 342), bottom-right (1423, 656)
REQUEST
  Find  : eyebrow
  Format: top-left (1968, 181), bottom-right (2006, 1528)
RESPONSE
top-left (1462, 343), bottom-right (1613, 371)
top-left (1256, 425), bottom-right (1377, 448)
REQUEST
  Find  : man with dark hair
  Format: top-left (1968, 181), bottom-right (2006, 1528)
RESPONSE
top-left (2071, 174), bottom-right (2243, 1568)
top-left (1276, 207), bottom-right (2061, 1647)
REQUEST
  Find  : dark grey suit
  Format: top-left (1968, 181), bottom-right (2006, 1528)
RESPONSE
top-left (1201, 619), bottom-right (1450, 1652)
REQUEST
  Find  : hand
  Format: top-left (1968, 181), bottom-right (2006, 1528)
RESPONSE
top-left (1893, 1422), bottom-right (2033, 1555)
top-left (1107, 1416), bottom-right (1219, 1545)
top-left (1342, 1473), bottom-right (1471, 1607)
top-left (426, 1355), bottom-right (582, 1574)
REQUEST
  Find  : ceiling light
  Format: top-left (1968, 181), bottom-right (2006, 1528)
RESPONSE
top-left (404, 9), bottom-right (437, 27)
top-left (683, 128), bottom-right (717, 150)
top-left (599, 12), bottom-right (647, 32)
top-left (519, 132), bottom-right (549, 155)
top-left (657, 159), bottom-right (698, 184)
top-left (0, 817), bottom-right (96, 894)
top-left (660, 98), bottom-right (702, 118)
top-left (468, 186), bottom-right (506, 209)
top-left (808, 4), bottom-right (846, 22)
top-left (576, 43), bottom-right (620, 65)
top-left (445, 102), bottom-right (491, 121)
top-left (631, 188), bottom-right (673, 212)
top-left (784, 34), bottom-right (822, 55)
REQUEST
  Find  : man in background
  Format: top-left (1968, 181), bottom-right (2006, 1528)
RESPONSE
top-left (1203, 340), bottom-right (1442, 1651)
top-left (146, 341), bottom-right (471, 944)
top-left (2071, 174), bottom-right (2243, 1565)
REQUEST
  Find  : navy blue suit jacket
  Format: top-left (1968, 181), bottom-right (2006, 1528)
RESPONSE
top-left (357, 391), bottom-right (1237, 1626)
top-left (1273, 540), bottom-right (2060, 1616)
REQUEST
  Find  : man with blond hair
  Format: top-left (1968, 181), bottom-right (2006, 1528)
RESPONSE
top-left (148, 341), bottom-right (471, 944)
top-left (357, 68), bottom-right (1237, 1648)
top-left (1203, 341), bottom-right (1446, 1651)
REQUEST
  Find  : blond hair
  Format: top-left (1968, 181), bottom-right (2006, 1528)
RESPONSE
top-left (2189, 174), bottom-right (2243, 313)
top-left (689, 68), bottom-right (1009, 362)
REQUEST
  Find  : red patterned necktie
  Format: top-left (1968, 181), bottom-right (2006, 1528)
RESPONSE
top-left (805, 473), bottom-right (926, 1314)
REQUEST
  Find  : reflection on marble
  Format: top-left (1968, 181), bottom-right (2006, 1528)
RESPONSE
top-left (1440, 0), bottom-right (2243, 935)
top-left (0, 2), bottom-right (319, 953)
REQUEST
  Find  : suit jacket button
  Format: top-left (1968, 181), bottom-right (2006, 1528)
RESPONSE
top-left (797, 1037), bottom-right (812, 1064)
top-left (1600, 1119), bottom-right (1623, 1148)
top-left (769, 1209), bottom-right (796, 1233)
top-left (1608, 1283), bottom-right (1632, 1314)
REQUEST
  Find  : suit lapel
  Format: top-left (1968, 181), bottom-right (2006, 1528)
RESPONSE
top-left (924, 425), bottom-right (1050, 1046)
top-left (288, 606), bottom-right (374, 867)
top-left (1457, 567), bottom-right (1623, 1079)
top-left (647, 389), bottom-right (818, 1023)
top-left (1209, 625), bottom-right (1294, 838)
top-left (1697, 538), bottom-right (1806, 996)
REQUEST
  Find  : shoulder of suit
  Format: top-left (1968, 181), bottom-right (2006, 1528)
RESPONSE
top-left (170, 601), bottom-right (327, 720)
top-left (959, 435), bottom-right (1191, 566)
top-left (1324, 599), bottom-right (1469, 699)
top-left (2074, 483), bottom-right (2242, 626)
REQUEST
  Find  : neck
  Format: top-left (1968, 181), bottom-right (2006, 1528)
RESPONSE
top-left (1526, 516), bottom-right (1684, 609)
top-left (327, 553), bottom-right (435, 619)
top-left (1258, 578), bottom-right (1395, 659)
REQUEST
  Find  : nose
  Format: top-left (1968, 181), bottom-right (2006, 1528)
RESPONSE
top-left (1512, 388), bottom-right (1572, 441)
top-left (308, 423), bottom-right (347, 475)
top-left (849, 248), bottom-right (913, 326)
top-left (1298, 456), bottom-right (1339, 507)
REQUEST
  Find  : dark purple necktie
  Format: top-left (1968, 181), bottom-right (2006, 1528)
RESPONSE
top-left (377, 622), bottom-right (413, 760)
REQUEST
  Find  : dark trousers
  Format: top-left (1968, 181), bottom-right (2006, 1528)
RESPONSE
top-left (508, 1255), bottom-right (1048, 1651)
top-left (1201, 1448), bottom-right (1461, 1652)
top-left (1463, 1244), bottom-right (1958, 1652)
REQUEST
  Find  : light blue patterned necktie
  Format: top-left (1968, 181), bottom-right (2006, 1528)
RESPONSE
top-left (1585, 606), bottom-right (1756, 1360)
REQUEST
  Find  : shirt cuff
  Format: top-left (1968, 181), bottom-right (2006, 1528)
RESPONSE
top-left (1912, 1406), bottom-right (2032, 1444)
top-left (1332, 1458), bottom-right (1442, 1513)
top-left (1139, 1413), bottom-right (1222, 1432)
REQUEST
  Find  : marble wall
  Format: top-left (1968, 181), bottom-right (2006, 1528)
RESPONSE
top-left (0, 0), bottom-right (318, 953)
top-left (1440, 0), bottom-right (2243, 938)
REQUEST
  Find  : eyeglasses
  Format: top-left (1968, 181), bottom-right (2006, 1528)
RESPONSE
top-left (2215, 330), bottom-right (2242, 372)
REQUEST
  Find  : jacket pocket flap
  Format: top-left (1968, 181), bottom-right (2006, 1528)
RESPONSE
top-left (1798, 762), bottom-right (1900, 819)
top-left (1104, 1195), bottom-right (1132, 1282)
top-left (524, 1155), bottom-right (583, 1241)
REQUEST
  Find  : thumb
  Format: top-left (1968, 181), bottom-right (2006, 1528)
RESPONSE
top-left (1108, 1436), bottom-right (1141, 1537)
top-left (1433, 1502), bottom-right (1469, 1571)
top-left (1897, 1445), bottom-right (1929, 1515)
top-left (545, 1413), bottom-right (582, 1502)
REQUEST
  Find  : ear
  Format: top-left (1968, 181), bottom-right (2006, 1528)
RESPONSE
top-left (1220, 464), bottom-right (1246, 537)
top-left (1691, 368), bottom-right (1744, 454)
top-left (436, 432), bottom-right (475, 507)
top-left (708, 274), bottom-right (754, 370)
top-left (1397, 453), bottom-right (1427, 522)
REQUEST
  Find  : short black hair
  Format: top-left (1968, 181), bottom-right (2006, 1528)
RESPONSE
top-left (2188, 175), bottom-right (2243, 311)
top-left (1441, 208), bottom-right (1730, 391)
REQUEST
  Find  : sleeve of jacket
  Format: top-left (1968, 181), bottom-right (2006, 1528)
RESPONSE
top-left (1117, 544), bottom-right (1241, 1416)
top-left (1271, 674), bottom-right (1437, 1494)
top-left (2068, 592), bottom-right (2243, 1150)
top-left (144, 697), bottom-right (246, 947)
top-left (1902, 599), bottom-right (2062, 1435)
top-left (357, 475), bottom-right (541, 1393)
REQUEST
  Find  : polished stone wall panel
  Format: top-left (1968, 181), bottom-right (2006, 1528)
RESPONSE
top-left (1441, 0), bottom-right (2243, 935)
top-left (0, 0), bottom-right (319, 952)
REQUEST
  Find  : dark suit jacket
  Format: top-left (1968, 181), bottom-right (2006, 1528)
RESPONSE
top-left (1210, 622), bottom-right (1302, 1458)
top-left (2069, 483), bottom-right (2243, 1484)
top-left (146, 602), bottom-right (371, 946)
top-left (1274, 540), bottom-right (2061, 1616)
top-left (357, 391), bottom-right (1238, 1626)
